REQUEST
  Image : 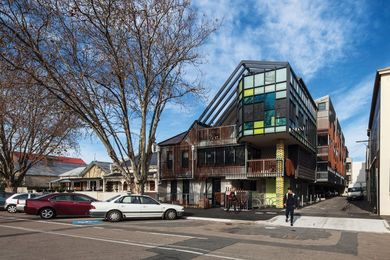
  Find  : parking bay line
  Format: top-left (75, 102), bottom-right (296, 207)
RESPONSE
top-left (0, 224), bottom-right (243, 260)
top-left (0, 216), bottom-right (207, 240)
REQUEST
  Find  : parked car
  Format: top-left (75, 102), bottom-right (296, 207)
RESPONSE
top-left (4, 193), bottom-right (38, 213)
top-left (24, 193), bottom-right (97, 219)
top-left (90, 194), bottom-right (184, 222)
top-left (0, 192), bottom-right (14, 210)
top-left (347, 187), bottom-right (364, 201)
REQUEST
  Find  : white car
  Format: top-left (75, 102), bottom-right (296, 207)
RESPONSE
top-left (90, 194), bottom-right (184, 222)
top-left (4, 193), bottom-right (40, 213)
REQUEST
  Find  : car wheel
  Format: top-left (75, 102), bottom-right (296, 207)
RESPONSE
top-left (7, 205), bottom-right (17, 213)
top-left (40, 208), bottom-right (55, 219)
top-left (165, 209), bottom-right (177, 220)
top-left (106, 210), bottom-right (122, 222)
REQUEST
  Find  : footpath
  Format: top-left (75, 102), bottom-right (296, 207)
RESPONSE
top-left (183, 196), bottom-right (390, 234)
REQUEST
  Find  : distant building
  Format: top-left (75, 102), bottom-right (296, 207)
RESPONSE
top-left (367, 66), bottom-right (390, 215)
top-left (51, 154), bottom-right (158, 194)
top-left (315, 96), bottom-right (348, 193)
top-left (350, 162), bottom-right (366, 188)
top-left (345, 158), bottom-right (353, 187)
top-left (21, 155), bottom-right (87, 190)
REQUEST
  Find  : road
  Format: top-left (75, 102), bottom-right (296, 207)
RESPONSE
top-left (0, 211), bottom-right (389, 260)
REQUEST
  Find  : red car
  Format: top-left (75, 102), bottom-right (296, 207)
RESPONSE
top-left (25, 193), bottom-right (97, 219)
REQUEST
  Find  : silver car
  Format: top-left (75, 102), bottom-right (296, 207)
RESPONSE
top-left (4, 193), bottom-right (40, 213)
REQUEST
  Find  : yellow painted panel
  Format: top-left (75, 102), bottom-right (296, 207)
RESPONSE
top-left (244, 89), bottom-right (254, 97)
top-left (254, 128), bottom-right (264, 135)
top-left (254, 121), bottom-right (264, 128)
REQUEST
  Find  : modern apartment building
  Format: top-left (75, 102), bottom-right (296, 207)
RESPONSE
top-left (315, 96), bottom-right (348, 194)
top-left (158, 61), bottom-right (317, 208)
top-left (367, 67), bottom-right (390, 215)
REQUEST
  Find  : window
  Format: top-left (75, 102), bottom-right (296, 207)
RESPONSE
top-left (276, 68), bottom-right (287, 82)
top-left (52, 195), bottom-right (72, 201)
top-left (73, 195), bottom-right (94, 202)
top-left (254, 73), bottom-right (264, 86)
top-left (140, 196), bottom-right (159, 205)
top-left (253, 103), bottom-right (264, 121)
top-left (205, 149), bottom-right (215, 165)
top-left (243, 104), bottom-right (254, 122)
top-left (225, 147), bottom-right (235, 165)
top-left (216, 147), bottom-right (224, 165)
top-left (149, 181), bottom-right (156, 191)
top-left (265, 70), bottom-right (275, 85)
top-left (318, 102), bottom-right (326, 111)
top-left (197, 150), bottom-right (206, 166)
top-left (244, 75), bottom-right (253, 89)
top-left (15, 194), bottom-right (28, 200)
top-left (265, 110), bottom-right (275, 127)
top-left (264, 92), bottom-right (276, 110)
top-left (167, 151), bottom-right (173, 169)
top-left (235, 146), bottom-right (245, 166)
top-left (181, 151), bottom-right (189, 168)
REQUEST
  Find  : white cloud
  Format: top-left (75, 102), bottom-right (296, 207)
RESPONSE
top-left (254, 0), bottom-right (366, 79)
top-left (332, 76), bottom-right (374, 121)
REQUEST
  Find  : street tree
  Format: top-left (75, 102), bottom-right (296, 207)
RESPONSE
top-left (0, 0), bottom-right (217, 193)
top-left (0, 63), bottom-right (80, 192)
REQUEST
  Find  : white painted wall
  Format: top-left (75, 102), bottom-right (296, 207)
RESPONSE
top-left (350, 162), bottom-right (366, 187)
top-left (380, 70), bottom-right (390, 215)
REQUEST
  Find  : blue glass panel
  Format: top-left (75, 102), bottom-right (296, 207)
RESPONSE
top-left (264, 92), bottom-right (275, 110)
top-left (265, 110), bottom-right (275, 127)
top-left (243, 96), bottom-right (254, 105)
top-left (253, 94), bottom-right (265, 103)
top-left (243, 122), bottom-right (253, 130)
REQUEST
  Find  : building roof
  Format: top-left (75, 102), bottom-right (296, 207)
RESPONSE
top-left (58, 167), bottom-right (86, 177)
top-left (158, 132), bottom-right (188, 146)
top-left (26, 160), bottom-right (86, 177)
top-left (123, 152), bottom-right (158, 167)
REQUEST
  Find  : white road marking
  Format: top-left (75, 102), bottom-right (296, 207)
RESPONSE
top-left (0, 224), bottom-right (244, 260)
top-left (135, 230), bottom-right (208, 240)
top-left (93, 227), bottom-right (104, 229)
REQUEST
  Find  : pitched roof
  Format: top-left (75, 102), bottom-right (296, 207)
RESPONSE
top-left (26, 161), bottom-right (86, 177)
top-left (158, 131), bottom-right (187, 146)
top-left (123, 152), bottom-right (158, 167)
top-left (58, 167), bottom-right (86, 177)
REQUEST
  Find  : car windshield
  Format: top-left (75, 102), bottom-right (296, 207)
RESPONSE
top-left (348, 187), bottom-right (362, 192)
top-left (106, 195), bottom-right (122, 202)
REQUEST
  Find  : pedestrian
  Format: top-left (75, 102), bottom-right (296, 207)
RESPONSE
top-left (284, 187), bottom-right (297, 226)
top-left (226, 189), bottom-right (238, 213)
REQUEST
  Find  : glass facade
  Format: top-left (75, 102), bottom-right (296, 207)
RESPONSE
top-left (238, 68), bottom-right (288, 136)
top-left (237, 66), bottom-right (317, 151)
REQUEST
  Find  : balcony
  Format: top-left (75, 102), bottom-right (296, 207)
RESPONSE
top-left (247, 159), bottom-right (284, 177)
top-left (197, 125), bottom-right (236, 147)
top-left (317, 146), bottom-right (329, 156)
top-left (196, 166), bottom-right (246, 179)
top-left (316, 171), bottom-right (328, 182)
top-left (160, 162), bottom-right (192, 180)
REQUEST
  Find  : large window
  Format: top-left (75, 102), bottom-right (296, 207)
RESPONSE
top-left (318, 102), bottom-right (326, 111)
top-left (167, 151), bottom-right (173, 169)
top-left (181, 151), bottom-right (189, 168)
top-left (197, 146), bottom-right (245, 167)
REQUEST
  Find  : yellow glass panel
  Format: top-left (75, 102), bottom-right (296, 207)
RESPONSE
top-left (254, 121), bottom-right (264, 128)
top-left (254, 128), bottom-right (264, 135)
top-left (244, 89), bottom-right (254, 97)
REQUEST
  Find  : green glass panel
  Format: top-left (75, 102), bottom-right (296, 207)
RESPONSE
top-left (276, 117), bottom-right (287, 126)
top-left (264, 92), bottom-right (275, 110)
top-left (243, 96), bottom-right (253, 105)
top-left (243, 122), bottom-right (253, 130)
top-left (254, 94), bottom-right (265, 103)
top-left (244, 130), bottom-right (253, 136)
top-left (265, 110), bottom-right (275, 127)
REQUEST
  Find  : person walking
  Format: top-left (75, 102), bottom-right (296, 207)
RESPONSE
top-left (284, 187), bottom-right (297, 226)
top-left (226, 189), bottom-right (238, 213)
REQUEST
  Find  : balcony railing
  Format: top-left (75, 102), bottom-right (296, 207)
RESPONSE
top-left (196, 166), bottom-right (246, 179)
top-left (160, 162), bottom-right (192, 180)
top-left (317, 146), bottom-right (329, 155)
top-left (247, 159), bottom-right (284, 177)
top-left (197, 125), bottom-right (236, 147)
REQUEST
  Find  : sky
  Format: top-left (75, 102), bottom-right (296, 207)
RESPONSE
top-left (76, 0), bottom-right (390, 164)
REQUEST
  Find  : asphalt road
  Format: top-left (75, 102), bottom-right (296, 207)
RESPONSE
top-left (0, 211), bottom-right (389, 260)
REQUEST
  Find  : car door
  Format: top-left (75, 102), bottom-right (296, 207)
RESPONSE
top-left (116, 196), bottom-right (142, 218)
top-left (72, 195), bottom-right (95, 216)
top-left (140, 196), bottom-right (163, 218)
top-left (50, 194), bottom-right (74, 215)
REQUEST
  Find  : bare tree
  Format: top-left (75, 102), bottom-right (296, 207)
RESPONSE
top-left (0, 62), bottom-right (80, 192)
top-left (0, 0), bottom-right (217, 193)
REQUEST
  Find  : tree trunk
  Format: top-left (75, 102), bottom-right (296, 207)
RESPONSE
top-left (4, 180), bottom-right (17, 192)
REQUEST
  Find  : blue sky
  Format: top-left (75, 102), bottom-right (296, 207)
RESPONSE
top-left (77, 0), bottom-right (390, 163)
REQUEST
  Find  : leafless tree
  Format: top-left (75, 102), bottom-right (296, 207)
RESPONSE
top-left (0, 0), bottom-right (217, 193)
top-left (0, 62), bottom-right (80, 192)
